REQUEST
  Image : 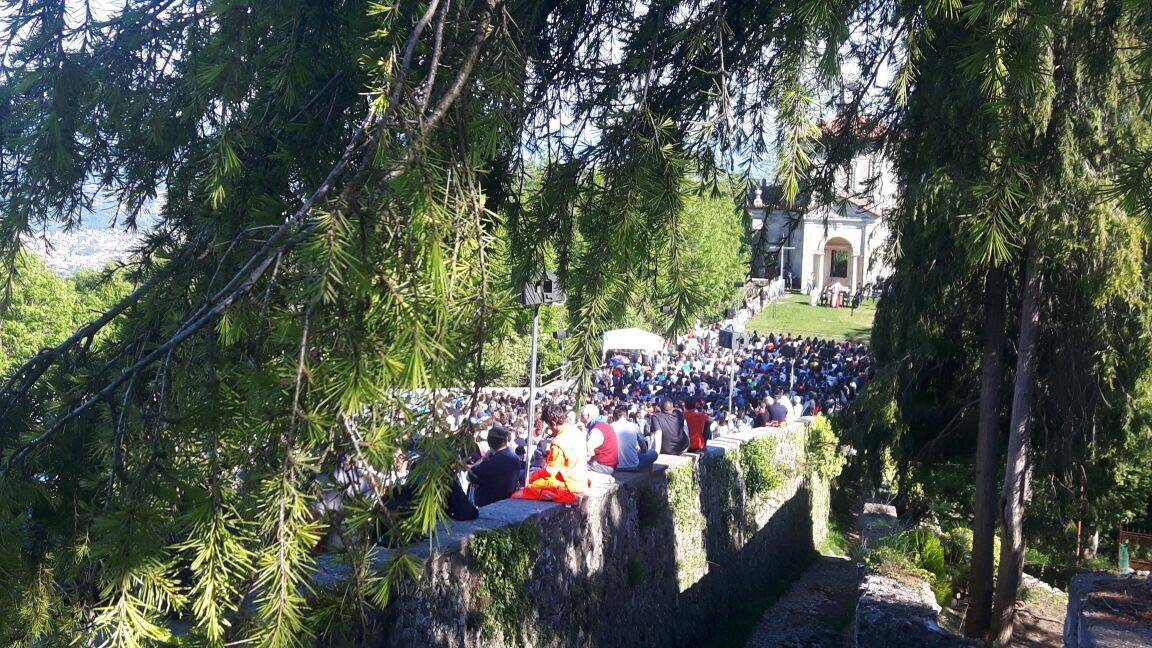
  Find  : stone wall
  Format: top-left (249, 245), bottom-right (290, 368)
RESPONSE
top-left (852, 502), bottom-right (978, 648)
top-left (320, 424), bottom-right (827, 647)
top-left (1065, 572), bottom-right (1152, 648)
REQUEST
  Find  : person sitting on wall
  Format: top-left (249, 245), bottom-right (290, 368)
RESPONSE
top-left (467, 425), bottom-right (522, 507)
top-left (767, 391), bottom-right (789, 424)
top-left (583, 404), bottom-right (619, 475)
top-left (612, 405), bottom-right (657, 472)
top-left (514, 404), bottom-right (588, 503)
top-left (648, 398), bottom-right (688, 456)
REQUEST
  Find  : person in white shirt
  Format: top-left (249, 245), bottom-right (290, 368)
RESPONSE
top-left (612, 406), bottom-right (656, 471)
top-left (775, 392), bottom-right (797, 421)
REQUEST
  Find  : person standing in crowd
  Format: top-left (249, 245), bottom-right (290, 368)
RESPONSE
top-left (802, 394), bottom-right (817, 417)
top-left (467, 426), bottom-right (521, 507)
top-left (583, 404), bottom-right (619, 475)
top-left (612, 405), bottom-right (657, 472)
top-left (683, 399), bottom-right (711, 452)
top-left (649, 398), bottom-right (688, 455)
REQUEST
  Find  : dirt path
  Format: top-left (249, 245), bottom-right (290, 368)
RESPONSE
top-left (744, 555), bottom-right (861, 648)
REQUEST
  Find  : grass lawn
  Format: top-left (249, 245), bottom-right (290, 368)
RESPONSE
top-left (746, 294), bottom-right (876, 344)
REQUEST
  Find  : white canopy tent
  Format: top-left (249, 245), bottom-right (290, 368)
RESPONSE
top-left (601, 327), bottom-right (666, 359)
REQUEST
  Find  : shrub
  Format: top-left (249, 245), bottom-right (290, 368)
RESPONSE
top-left (806, 415), bottom-right (845, 482)
top-left (873, 528), bottom-right (954, 605)
top-left (819, 517), bottom-right (853, 557)
top-left (865, 546), bottom-right (932, 583)
top-left (739, 437), bottom-right (786, 499)
top-left (941, 525), bottom-right (973, 566)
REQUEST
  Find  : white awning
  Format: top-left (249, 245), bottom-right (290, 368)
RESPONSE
top-left (601, 328), bottom-right (666, 356)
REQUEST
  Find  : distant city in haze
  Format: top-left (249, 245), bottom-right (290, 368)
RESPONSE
top-left (23, 198), bottom-right (159, 276)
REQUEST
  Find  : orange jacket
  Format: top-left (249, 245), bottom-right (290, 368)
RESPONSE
top-left (537, 423), bottom-right (587, 493)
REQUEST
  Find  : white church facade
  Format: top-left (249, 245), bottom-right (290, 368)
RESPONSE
top-left (748, 146), bottom-right (895, 294)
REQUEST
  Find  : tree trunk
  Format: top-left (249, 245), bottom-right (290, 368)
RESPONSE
top-left (963, 266), bottom-right (1007, 640)
top-left (991, 250), bottom-right (1043, 647)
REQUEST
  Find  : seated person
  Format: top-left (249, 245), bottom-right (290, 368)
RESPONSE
top-left (611, 406), bottom-right (657, 472)
top-left (648, 399), bottom-right (688, 456)
top-left (381, 451), bottom-right (478, 529)
top-left (467, 426), bottom-right (522, 507)
top-left (518, 404), bottom-right (587, 497)
top-left (582, 404), bottom-right (618, 475)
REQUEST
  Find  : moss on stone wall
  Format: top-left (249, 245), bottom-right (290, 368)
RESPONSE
top-left (667, 463), bottom-right (708, 589)
top-left (667, 463), bottom-right (703, 532)
top-left (709, 452), bottom-right (750, 535)
top-left (467, 524), bottom-right (541, 646)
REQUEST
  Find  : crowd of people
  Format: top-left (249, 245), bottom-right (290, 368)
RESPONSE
top-left (318, 297), bottom-right (875, 547)
top-left (443, 323), bottom-right (872, 510)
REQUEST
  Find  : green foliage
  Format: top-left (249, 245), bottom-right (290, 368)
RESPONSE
top-left (869, 528), bottom-right (954, 606)
top-left (666, 463), bottom-right (708, 589)
top-left (1020, 584), bottom-right (1067, 610)
top-left (940, 525), bottom-right (973, 568)
top-left (0, 255), bottom-right (129, 377)
top-left (468, 524), bottom-right (541, 646)
top-left (819, 516), bottom-right (854, 558)
top-left (806, 415), bottom-right (845, 482)
top-left (865, 546), bottom-right (933, 583)
top-left (739, 437), bottom-right (786, 500)
top-left (3, 0), bottom-right (1151, 642)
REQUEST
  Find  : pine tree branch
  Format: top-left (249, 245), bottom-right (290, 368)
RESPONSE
top-left (1, 1), bottom-right (506, 475)
top-left (422, 0), bottom-right (500, 134)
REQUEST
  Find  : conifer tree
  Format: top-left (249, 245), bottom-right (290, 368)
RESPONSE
top-left (0, 0), bottom-right (871, 643)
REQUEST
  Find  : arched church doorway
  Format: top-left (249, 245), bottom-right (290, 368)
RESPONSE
top-left (823, 237), bottom-right (853, 288)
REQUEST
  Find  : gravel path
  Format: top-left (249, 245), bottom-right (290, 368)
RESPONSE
top-left (744, 555), bottom-right (862, 648)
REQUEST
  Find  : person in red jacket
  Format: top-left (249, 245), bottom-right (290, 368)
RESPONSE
top-left (582, 404), bottom-right (619, 475)
top-left (683, 399), bottom-right (712, 452)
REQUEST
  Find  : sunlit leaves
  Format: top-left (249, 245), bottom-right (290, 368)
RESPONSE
top-left (175, 499), bottom-right (255, 643)
top-left (966, 166), bottom-right (1027, 266)
top-left (1107, 150), bottom-right (1152, 233)
top-left (252, 468), bottom-right (322, 648)
top-left (92, 558), bottom-right (185, 648)
top-left (773, 84), bottom-right (820, 208)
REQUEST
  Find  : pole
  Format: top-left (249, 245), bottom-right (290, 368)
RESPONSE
top-left (523, 305), bottom-right (541, 488)
top-left (728, 363), bottom-right (735, 420)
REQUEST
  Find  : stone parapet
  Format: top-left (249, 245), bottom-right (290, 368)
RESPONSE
top-left (1065, 572), bottom-right (1152, 648)
top-left (317, 424), bottom-right (828, 647)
